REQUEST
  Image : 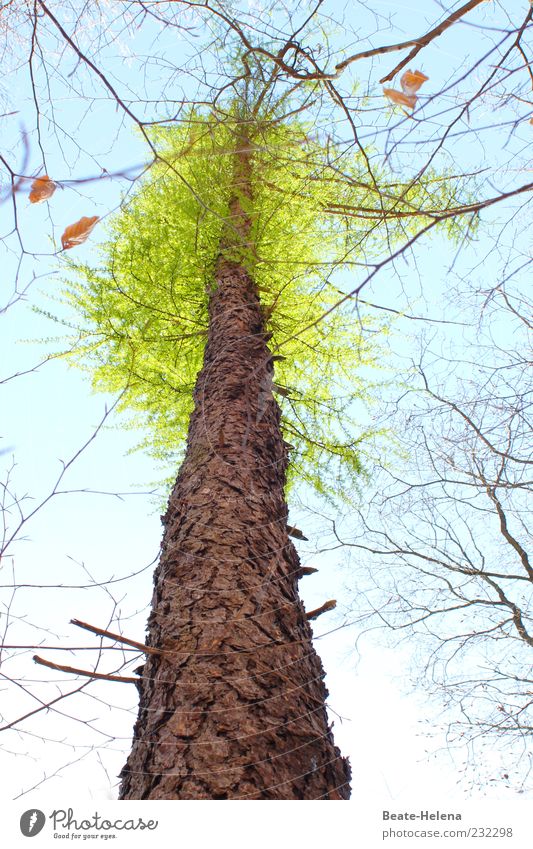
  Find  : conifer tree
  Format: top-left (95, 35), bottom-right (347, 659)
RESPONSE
top-left (61, 79), bottom-right (461, 799)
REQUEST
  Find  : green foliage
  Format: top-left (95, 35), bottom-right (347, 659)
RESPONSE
top-left (55, 111), bottom-right (466, 500)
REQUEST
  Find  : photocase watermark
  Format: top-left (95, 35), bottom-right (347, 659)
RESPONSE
top-left (19, 808), bottom-right (159, 839)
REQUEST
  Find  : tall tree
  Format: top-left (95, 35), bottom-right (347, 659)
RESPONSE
top-left (60, 90), bottom-right (460, 797)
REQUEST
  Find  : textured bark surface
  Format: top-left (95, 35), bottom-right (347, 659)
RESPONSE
top-left (119, 138), bottom-right (351, 800)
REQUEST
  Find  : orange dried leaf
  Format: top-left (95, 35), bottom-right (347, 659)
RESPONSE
top-left (400, 69), bottom-right (429, 96)
top-left (383, 87), bottom-right (417, 109)
top-left (29, 175), bottom-right (56, 204)
top-left (530, 117), bottom-right (533, 125)
top-left (61, 215), bottom-right (99, 250)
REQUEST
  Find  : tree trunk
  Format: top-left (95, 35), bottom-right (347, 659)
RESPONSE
top-left (119, 134), bottom-right (351, 800)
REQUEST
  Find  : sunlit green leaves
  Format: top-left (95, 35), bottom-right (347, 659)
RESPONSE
top-left (56, 111), bottom-right (465, 500)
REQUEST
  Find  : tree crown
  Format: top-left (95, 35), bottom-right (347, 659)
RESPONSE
top-left (51, 108), bottom-right (467, 499)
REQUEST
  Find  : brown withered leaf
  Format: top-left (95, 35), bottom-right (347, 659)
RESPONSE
top-left (400, 69), bottom-right (429, 96)
top-left (61, 215), bottom-right (99, 250)
top-left (29, 175), bottom-right (56, 204)
top-left (383, 87), bottom-right (417, 109)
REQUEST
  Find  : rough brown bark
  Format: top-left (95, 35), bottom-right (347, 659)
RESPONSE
top-left (119, 134), bottom-right (351, 800)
